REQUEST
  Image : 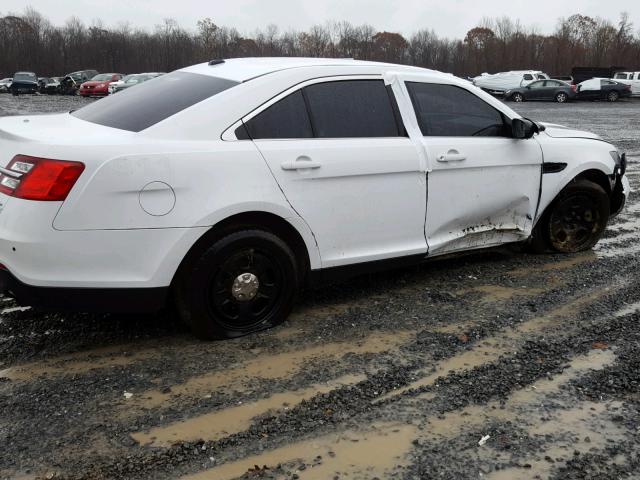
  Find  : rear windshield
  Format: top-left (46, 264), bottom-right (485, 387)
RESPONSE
top-left (72, 71), bottom-right (238, 132)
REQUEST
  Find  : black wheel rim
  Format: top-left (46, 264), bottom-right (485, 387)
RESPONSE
top-left (548, 193), bottom-right (602, 252)
top-left (208, 248), bottom-right (284, 331)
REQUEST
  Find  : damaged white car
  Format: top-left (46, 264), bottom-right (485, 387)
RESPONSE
top-left (0, 58), bottom-right (630, 339)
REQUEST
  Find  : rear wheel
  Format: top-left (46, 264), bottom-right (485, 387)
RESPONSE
top-left (555, 92), bottom-right (568, 103)
top-left (528, 179), bottom-right (609, 253)
top-left (174, 229), bottom-right (299, 340)
top-left (607, 91), bottom-right (620, 102)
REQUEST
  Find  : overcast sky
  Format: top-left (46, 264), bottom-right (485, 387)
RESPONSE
top-left (3, 0), bottom-right (638, 38)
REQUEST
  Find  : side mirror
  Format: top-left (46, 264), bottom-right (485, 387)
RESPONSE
top-left (512, 118), bottom-right (539, 139)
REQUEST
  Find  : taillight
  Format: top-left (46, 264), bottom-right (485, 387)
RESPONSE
top-left (0, 155), bottom-right (84, 201)
top-left (571, 84), bottom-right (577, 92)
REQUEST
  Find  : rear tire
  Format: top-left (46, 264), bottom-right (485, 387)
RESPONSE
top-left (528, 179), bottom-right (609, 253)
top-left (607, 91), bottom-right (620, 102)
top-left (174, 229), bottom-right (299, 340)
top-left (555, 92), bottom-right (568, 103)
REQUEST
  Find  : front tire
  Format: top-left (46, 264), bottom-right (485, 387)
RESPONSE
top-left (511, 92), bottom-right (524, 102)
top-left (528, 179), bottom-right (610, 253)
top-left (175, 229), bottom-right (299, 340)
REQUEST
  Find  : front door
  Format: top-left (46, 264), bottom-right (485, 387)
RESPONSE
top-left (399, 79), bottom-right (543, 255)
top-left (245, 77), bottom-right (427, 268)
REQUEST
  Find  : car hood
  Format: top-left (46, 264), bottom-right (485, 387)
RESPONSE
top-left (540, 122), bottom-right (602, 141)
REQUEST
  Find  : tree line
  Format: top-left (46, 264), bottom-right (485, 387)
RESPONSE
top-left (1, 8), bottom-right (639, 78)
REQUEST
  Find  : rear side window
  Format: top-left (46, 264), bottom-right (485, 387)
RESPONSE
top-left (523, 74), bottom-right (534, 80)
top-left (615, 73), bottom-right (628, 79)
top-left (72, 71), bottom-right (238, 132)
top-left (407, 82), bottom-right (508, 137)
top-left (304, 80), bottom-right (400, 138)
top-left (244, 90), bottom-right (312, 139)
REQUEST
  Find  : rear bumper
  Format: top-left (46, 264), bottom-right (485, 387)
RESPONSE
top-left (0, 268), bottom-right (168, 313)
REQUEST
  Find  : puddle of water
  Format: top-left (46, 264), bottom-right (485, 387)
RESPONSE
top-left (132, 374), bottom-right (366, 447)
top-left (1, 344), bottom-right (161, 381)
top-left (179, 423), bottom-right (416, 480)
top-left (508, 252), bottom-right (595, 277)
top-left (471, 285), bottom-right (544, 302)
top-left (614, 301), bottom-right (640, 317)
top-left (126, 331), bottom-right (411, 412)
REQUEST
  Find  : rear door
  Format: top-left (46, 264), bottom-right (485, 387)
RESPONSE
top-left (244, 77), bottom-right (427, 268)
top-left (395, 75), bottom-right (543, 255)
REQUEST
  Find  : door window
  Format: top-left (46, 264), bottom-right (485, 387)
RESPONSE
top-left (243, 79), bottom-right (402, 140)
top-left (528, 81), bottom-right (545, 89)
top-left (523, 74), bottom-right (534, 81)
top-left (304, 80), bottom-right (401, 138)
top-left (406, 82), bottom-right (509, 137)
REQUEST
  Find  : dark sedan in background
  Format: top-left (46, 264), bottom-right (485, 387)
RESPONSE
top-left (576, 78), bottom-right (632, 102)
top-left (505, 79), bottom-right (576, 103)
top-left (9, 71), bottom-right (38, 95)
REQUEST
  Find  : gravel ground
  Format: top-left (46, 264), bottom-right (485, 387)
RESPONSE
top-left (1, 94), bottom-right (640, 480)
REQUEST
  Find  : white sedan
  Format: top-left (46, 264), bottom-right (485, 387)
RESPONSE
top-left (0, 58), bottom-right (630, 339)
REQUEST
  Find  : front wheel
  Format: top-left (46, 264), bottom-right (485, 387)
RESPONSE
top-left (528, 179), bottom-right (610, 253)
top-left (511, 92), bottom-right (524, 102)
top-left (174, 229), bottom-right (300, 340)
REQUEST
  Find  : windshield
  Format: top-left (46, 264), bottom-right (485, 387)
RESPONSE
top-left (91, 74), bottom-right (114, 81)
top-left (14, 73), bottom-right (36, 81)
top-left (72, 71), bottom-right (238, 132)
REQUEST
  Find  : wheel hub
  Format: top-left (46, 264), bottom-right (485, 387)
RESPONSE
top-left (231, 273), bottom-right (260, 301)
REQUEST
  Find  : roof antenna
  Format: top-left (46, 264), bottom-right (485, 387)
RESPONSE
top-left (208, 59), bottom-right (225, 66)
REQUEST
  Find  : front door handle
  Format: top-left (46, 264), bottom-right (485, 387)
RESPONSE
top-left (437, 149), bottom-right (467, 162)
top-left (281, 156), bottom-right (322, 171)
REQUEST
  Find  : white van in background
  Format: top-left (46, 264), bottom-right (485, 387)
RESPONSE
top-left (612, 72), bottom-right (640, 96)
top-left (473, 70), bottom-right (549, 95)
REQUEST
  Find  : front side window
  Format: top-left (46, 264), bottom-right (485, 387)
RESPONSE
top-left (72, 71), bottom-right (238, 132)
top-left (615, 73), bottom-right (628, 79)
top-left (528, 81), bottom-right (545, 89)
top-left (407, 82), bottom-right (508, 137)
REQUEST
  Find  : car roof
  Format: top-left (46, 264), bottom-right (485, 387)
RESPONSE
top-left (180, 57), bottom-right (429, 82)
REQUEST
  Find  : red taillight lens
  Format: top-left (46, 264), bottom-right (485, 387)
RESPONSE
top-left (0, 155), bottom-right (84, 201)
top-left (571, 84), bottom-right (577, 92)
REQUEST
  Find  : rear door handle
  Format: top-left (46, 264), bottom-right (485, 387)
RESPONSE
top-left (281, 156), bottom-right (322, 171)
top-left (437, 149), bottom-right (467, 162)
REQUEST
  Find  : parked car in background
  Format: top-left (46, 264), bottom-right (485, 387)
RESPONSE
top-left (60, 70), bottom-right (99, 95)
top-left (79, 73), bottom-right (123, 97)
top-left (612, 72), bottom-right (640, 96)
top-left (9, 72), bottom-right (38, 95)
top-left (43, 77), bottom-right (62, 95)
top-left (107, 74), bottom-right (131, 95)
top-left (505, 79), bottom-right (576, 103)
top-left (0, 78), bottom-right (12, 93)
top-left (577, 78), bottom-right (632, 102)
top-left (472, 70), bottom-right (549, 95)
top-left (110, 72), bottom-right (164, 93)
top-left (37, 77), bottom-right (61, 94)
top-left (551, 75), bottom-right (573, 83)
top-left (0, 58), bottom-right (629, 340)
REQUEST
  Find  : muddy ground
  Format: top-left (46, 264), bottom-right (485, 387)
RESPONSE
top-left (1, 94), bottom-right (640, 480)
